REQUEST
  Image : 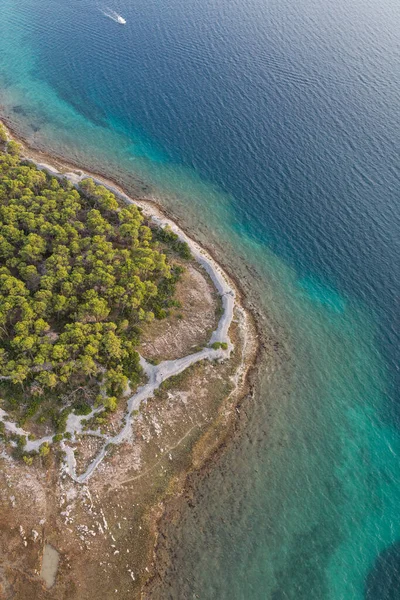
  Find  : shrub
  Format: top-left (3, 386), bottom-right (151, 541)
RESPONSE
top-left (73, 402), bottom-right (92, 416)
top-left (39, 442), bottom-right (50, 457)
top-left (103, 396), bottom-right (118, 412)
top-left (211, 341), bottom-right (228, 350)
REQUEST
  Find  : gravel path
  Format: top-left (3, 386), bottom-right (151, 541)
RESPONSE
top-left (0, 162), bottom-right (236, 482)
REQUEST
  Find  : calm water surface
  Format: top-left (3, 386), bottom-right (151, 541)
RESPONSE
top-left (0, 0), bottom-right (399, 597)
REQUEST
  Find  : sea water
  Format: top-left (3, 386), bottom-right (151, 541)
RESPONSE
top-left (0, 0), bottom-right (399, 597)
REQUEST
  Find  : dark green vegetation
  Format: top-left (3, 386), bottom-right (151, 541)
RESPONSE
top-left (0, 125), bottom-right (190, 430)
top-left (153, 225), bottom-right (192, 260)
top-left (211, 341), bottom-right (228, 350)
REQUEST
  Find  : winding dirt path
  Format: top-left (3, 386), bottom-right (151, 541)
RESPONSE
top-left (0, 163), bottom-right (236, 483)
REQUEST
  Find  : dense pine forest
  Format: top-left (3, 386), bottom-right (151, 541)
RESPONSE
top-left (0, 124), bottom-right (188, 426)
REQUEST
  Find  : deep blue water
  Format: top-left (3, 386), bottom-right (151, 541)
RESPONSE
top-left (0, 0), bottom-right (399, 597)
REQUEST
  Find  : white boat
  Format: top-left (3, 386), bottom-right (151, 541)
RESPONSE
top-left (102, 8), bottom-right (127, 25)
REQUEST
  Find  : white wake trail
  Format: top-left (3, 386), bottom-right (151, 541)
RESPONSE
top-left (101, 7), bottom-right (126, 24)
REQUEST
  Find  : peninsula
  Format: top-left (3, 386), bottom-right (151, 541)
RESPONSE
top-left (0, 121), bottom-right (257, 599)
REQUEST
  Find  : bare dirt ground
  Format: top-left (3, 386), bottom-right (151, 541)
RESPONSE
top-left (0, 309), bottom-right (258, 600)
top-left (139, 262), bottom-right (220, 361)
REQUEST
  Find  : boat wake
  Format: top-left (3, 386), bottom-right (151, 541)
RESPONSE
top-left (101, 7), bottom-right (126, 24)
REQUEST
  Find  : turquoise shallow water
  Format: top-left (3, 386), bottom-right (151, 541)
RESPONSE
top-left (0, 0), bottom-right (399, 597)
